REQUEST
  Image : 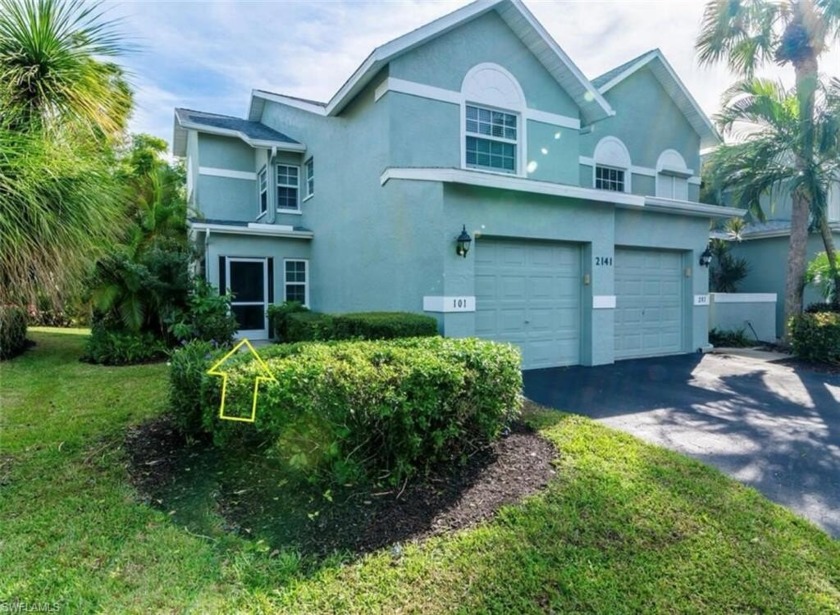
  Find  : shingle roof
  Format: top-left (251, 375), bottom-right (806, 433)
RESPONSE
top-left (591, 49), bottom-right (658, 89)
top-left (175, 108), bottom-right (299, 144)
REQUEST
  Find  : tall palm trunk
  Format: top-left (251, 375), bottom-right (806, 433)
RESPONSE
top-left (818, 217), bottom-right (840, 304)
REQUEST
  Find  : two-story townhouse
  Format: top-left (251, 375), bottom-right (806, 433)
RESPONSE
top-left (173, 0), bottom-right (741, 369)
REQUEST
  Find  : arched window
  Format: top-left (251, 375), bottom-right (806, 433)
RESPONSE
top-left (593, 136), bottom-right (631, 192)
top-left (656, 150), bottom-right (690, 200)
top-left (461, 63), bottom-right (525, 175)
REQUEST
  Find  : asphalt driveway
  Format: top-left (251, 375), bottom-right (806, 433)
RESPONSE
top-left (523, 352), bottom-right (840, 538)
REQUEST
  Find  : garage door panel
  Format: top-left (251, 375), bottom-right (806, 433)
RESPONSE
top-left (476, 239), bottom-right (581, 369)
top-left (615, 247), bottom-right (684, 360)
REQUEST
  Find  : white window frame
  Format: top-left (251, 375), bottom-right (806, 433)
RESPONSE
top-left (655, 149), bottom-right (691, 200)
top-left (594, 165), bottom-right (626, 193)
top-left (592, 136), bottom-right (631, 193)
top-left (275, 164), bottom-right (300, 213)
top-left (257, 165), bottom-right (268, 217)
top-left (304, 158), bottom-right (314, 200)
top-left (283, 259), bottom-right (309, 307)
top-left (463, 103), bottom-right (519, 175)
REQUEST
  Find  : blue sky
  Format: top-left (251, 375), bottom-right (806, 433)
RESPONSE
top-left (110, 0), bottom-right (839, 150)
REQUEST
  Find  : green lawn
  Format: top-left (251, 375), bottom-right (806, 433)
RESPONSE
top-left (2, 328), bottom-right (839, 613)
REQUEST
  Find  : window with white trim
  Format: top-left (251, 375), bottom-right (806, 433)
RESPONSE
top-left (595, 166), bottom-right (625, 192)
top-left (655, 150), bottom-right (690, 200)
top-left (304, 158), bottom-right (314, 198)
top-left (465, 105), bottom-right (517, 173)
top-left (284, 260), bottom-right (307, 305)
top-left (276, 165), bottom-right (299, 211)
top-left (257, 166), bottom-right (268, 215)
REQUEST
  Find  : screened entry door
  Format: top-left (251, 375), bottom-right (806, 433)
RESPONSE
top-left (227, 258), bottom-right (269, 339)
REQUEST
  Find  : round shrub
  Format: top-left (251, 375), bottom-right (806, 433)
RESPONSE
top-left (169, 337), bottom-right (522, 485)
top-left (789, 312), bottom-right (840, 364)
top-left (0, 306), bottom-right (28, 360)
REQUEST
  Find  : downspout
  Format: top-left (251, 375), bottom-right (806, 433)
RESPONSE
top-left (268, 145), bottom-right (278, 224)
top-left (205, 227), bottom-right (211, 284)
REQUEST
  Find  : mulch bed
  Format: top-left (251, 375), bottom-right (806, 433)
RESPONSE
top-left (124, 417), bottom-right (557, 557)
top-left (774, 357), bottom-right (840, 376)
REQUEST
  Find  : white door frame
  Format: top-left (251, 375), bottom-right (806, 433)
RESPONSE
top-left (226, 257), bottom-right (269, 339)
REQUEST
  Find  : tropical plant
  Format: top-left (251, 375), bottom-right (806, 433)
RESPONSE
top-left (805, 251), bottom-right (840, 304)
top-left (709, 239), bottom-right (750, 292)
top-left (704, 78), bottom-right (840, 309)
top-left (696, 0), bottom-right (840, 339)
top-left (0, 0), bottom-right (132, 308)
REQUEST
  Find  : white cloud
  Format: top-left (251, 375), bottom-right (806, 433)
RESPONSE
top-left (109, 0), bottom-right (840, 147)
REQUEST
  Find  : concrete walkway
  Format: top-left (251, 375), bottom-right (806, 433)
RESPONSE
top-left (523, 352), bottom-right (840, 538)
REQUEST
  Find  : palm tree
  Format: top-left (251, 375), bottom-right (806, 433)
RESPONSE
top-left (0, 0), bottom-right (132, 307)
top-left (705, 78), bottom-right (840, 306)
top-left (696, 0), bottom-right (840, 336)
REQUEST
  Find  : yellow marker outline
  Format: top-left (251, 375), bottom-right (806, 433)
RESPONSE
top-left (207, 338), bottom-right (277, 423)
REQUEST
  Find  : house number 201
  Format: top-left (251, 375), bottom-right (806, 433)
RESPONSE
top-left (595, 257), bottom-right (613, 266)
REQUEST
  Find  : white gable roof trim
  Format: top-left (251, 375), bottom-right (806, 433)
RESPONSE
top-left (251, 0), bottom-right (613, 125)
top-left (597, 50), bottom-right (721, 149)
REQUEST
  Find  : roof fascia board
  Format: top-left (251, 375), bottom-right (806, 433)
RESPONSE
top-left (189, 221), bottom-right (314, 239)
top-left (505, 0), bottom-right (613, 122)
top-left (252, 90), bottom-right (327, 116)
top-left (597, 50), bottom-right (721, 148)
top-left (326, 0), bottom-right (502, 116)
top-left (176, 117), bottom-right (306, 152)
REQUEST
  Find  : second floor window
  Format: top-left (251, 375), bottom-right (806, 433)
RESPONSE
top-left (276, 165), bottom-right (299, 211)
top-left (258, 166), bottom-right (268, 215)
top-left (305, 158), bottom-right (314, 198)
top-left (595, 166), bottom-right (625, 192)
top-left (465, 104), bottom-right (517, 174)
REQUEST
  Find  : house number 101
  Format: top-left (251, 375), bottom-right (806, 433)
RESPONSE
top-left (453, 298), bottom-right (468, 309)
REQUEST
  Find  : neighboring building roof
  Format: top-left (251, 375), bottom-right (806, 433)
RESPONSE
top-left (592, 49), bottom-right (721, 150)
top-left (249, 0), bottom-right (613, 125)
top-left (173, 108), bottom-right (304, 157)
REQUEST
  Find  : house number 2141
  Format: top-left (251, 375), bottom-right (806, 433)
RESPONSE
top-left (595, 257), bottom-right (613, 266)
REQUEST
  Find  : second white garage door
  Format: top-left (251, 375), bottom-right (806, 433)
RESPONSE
top-left (614, 247), bottom-right (684, 360)
top-left (475, 239), bottom-right (581, 369)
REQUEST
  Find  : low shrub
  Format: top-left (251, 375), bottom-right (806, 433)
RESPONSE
top-left (331, 312), bottom-right (438, 340)
top-left (83, 324), bottom-right (168, 365)
top-left (709, 327), bottom-right (754, 348)
top-left (789, 312), bottom-right (840, 364)
top-left (169, 337), bottom-right (522, 485)
top-left (284, 311), bottom-right (335, 342)
top-left (267, 301), bottom-right (309, 341)
top-left (0, 306), bottom-right (28, 360)
top-left (167, 280), bottom-right (238, 346)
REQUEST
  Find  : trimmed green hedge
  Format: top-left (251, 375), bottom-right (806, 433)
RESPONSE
top-left (790, 312), bottom-right (840, 364)
top-left (268, 304), bottom-right (439, 343)
top-left (169, 337), bottom-right (522, 484)
top-left (0, 306), bottom-right (28, 360)
top-left (83, 325), bottom-right (168, 366)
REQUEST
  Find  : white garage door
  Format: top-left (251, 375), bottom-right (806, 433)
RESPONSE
top-left (475, 239), bottom-right (581, 369)
top-left (615, 248), bottom-right (684, 360)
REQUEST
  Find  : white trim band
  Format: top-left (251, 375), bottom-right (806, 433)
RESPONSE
top-left (710, 293), bottom-right (777, 304)
top-left (189, 221), bottom-right (313, 239)
top-left (593, 295), bottom-right (616, 309)
top-left (199, 167), bottom-right (257, 181)
top-left (375, 77), bottom-right (580, 130)
top-left (423, 296), bottom-right (476, 313)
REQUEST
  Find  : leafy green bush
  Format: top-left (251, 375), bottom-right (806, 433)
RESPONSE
top-left (789, 312), bottom-right (840, 364)
top-left (167, 280), bottom-right (238, 346)
top-left (83, 324), bottom-right (168, 365)
top-left (267, 301), bottom-right (309, 341)
top-left (168, 340), bottom-right (219, 434)
top-left (0, 306), bottom-right (28, 360)
top-left (285, 311), bottom-right (335, 342)
top-left (804, 251), bottom-right (840, 304)
top-left (331, 312), bottom-right (438, 340)
top-left (709, 327), bottom-right (754, 348)
top-left (169, 337), bottom-right (522, 485)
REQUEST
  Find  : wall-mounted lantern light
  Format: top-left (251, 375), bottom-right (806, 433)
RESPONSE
top-left (456, 225), bottom-right (472, 258)
top-left (699, 245), bottom-right (713, 268)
